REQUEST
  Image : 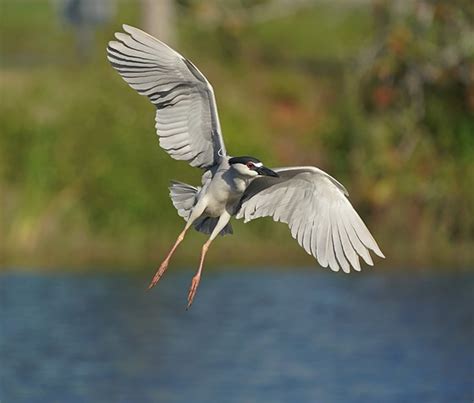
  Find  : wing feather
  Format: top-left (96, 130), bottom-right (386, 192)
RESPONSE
top-left (332, 214), bottom-right (350, 273)
top-left (107, 25), bottom-right (226, 169)
top-left (310, 214), bottom-right (320, 258)
top-left (336, 213), bottom-right (361, 272)
top-left (316, 212), bottom-right (329, 268)
top-left (347, 208), bottom-right (385, 258)
top-left (236, 166), bottom-right (384, 272)
top-left (326, 224), bottom-right (340, 272)
top-left (340, 209), bottom-right (373, 266)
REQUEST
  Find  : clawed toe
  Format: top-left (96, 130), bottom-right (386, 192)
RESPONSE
top-left (148, 261), bottom-right (169, 289)
top-left (186, 275), bottom-right (201, 309)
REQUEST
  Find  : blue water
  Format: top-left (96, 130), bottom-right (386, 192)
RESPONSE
top-left (1, 270), bottom-right (472, 403)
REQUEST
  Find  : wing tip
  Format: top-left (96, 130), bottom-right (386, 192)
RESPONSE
top-left (122, 23), bottom-right (135, 33)
top-left (370, 241), bottom-right (385, 259)
top-left (122, 23), bottom-right (171, 50)
top-left (122, 24), bottom-right (154, 42)
top-left (375, 249), bottom-right (386, 259)
top-left (348, 254), bottom-right (361, 272)
top-left (317, 257), bottom-right (329, 269)
top-left (107, 40), bottom-right (121, 53)
top-left (114, 32), bottom-right (127, 42)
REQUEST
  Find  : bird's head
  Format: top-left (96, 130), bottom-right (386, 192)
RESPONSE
top-left (229, 156), bottom-right (279, 178)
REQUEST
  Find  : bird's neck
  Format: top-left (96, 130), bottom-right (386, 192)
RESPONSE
top-left (232, 176), bottom-right (250, 194)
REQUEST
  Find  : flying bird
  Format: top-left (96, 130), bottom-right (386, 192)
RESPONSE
top-left (107, 25), bottom-right (384, 308)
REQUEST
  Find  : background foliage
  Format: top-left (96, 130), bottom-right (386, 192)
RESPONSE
top-left (1, 0), bottom-right (473, 270)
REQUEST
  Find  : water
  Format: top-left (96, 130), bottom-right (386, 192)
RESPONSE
top-left (1, 270), bottom-right (472, 403)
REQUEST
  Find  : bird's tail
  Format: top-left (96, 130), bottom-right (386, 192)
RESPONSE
top-left (169, 181), bottom-right (199, 222)
top-left (169, 181), bottom-right (233, 236)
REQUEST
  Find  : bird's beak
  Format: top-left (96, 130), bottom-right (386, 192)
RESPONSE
top-left (256, 166), bottom-right (279, 177)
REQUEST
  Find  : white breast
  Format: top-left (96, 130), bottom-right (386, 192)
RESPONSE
top-left (203, 172), bottom-right (249, 217)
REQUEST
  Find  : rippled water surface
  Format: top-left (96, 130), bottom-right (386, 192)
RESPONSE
top-left (1, 270), bottom-right (472, 402)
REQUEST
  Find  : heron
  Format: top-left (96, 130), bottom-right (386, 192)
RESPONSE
top-left (107, 25), bottom-right (385, 309)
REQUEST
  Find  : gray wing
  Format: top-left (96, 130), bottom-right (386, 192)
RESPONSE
top-left (236, 166), bottom-right (385, 273)
top-left (107, 25), bottom-right (226, 169)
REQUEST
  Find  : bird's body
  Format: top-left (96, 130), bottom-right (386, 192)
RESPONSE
top-left (202, 161), bottom-right (247, 217)
top-left (107, 25), bottom-right (384, 308)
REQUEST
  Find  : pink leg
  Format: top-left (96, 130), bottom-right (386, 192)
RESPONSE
top-left (185, 212), bottom-right (231, 309)
top-left (186, 239), bottom-right (211, 309)
top-left (148, 227), bottom-right (189, 289)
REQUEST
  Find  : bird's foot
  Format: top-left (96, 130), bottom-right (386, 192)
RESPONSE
top-left (148, 259), bottom-right (169, 289)
top-left (186, 274), bottom-right (201, 310)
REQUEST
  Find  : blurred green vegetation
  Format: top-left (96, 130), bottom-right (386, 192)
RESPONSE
top-left (0, 0), bottom-right (473, 271)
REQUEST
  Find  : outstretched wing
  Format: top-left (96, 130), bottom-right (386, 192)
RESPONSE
top-left (236, 166), bottom-right (384, 273)
top-left (107, 25), bottom-right (226, 169)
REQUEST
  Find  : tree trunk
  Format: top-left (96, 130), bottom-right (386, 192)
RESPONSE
top-left (141, 0), bottom-right (176, 45)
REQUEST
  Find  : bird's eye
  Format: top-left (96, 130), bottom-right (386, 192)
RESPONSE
top-left (246, 162), bottom-right (254, 169)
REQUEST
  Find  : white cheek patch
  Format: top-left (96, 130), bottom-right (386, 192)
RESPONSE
top-left (254, 162), bottom-right (263, 168)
